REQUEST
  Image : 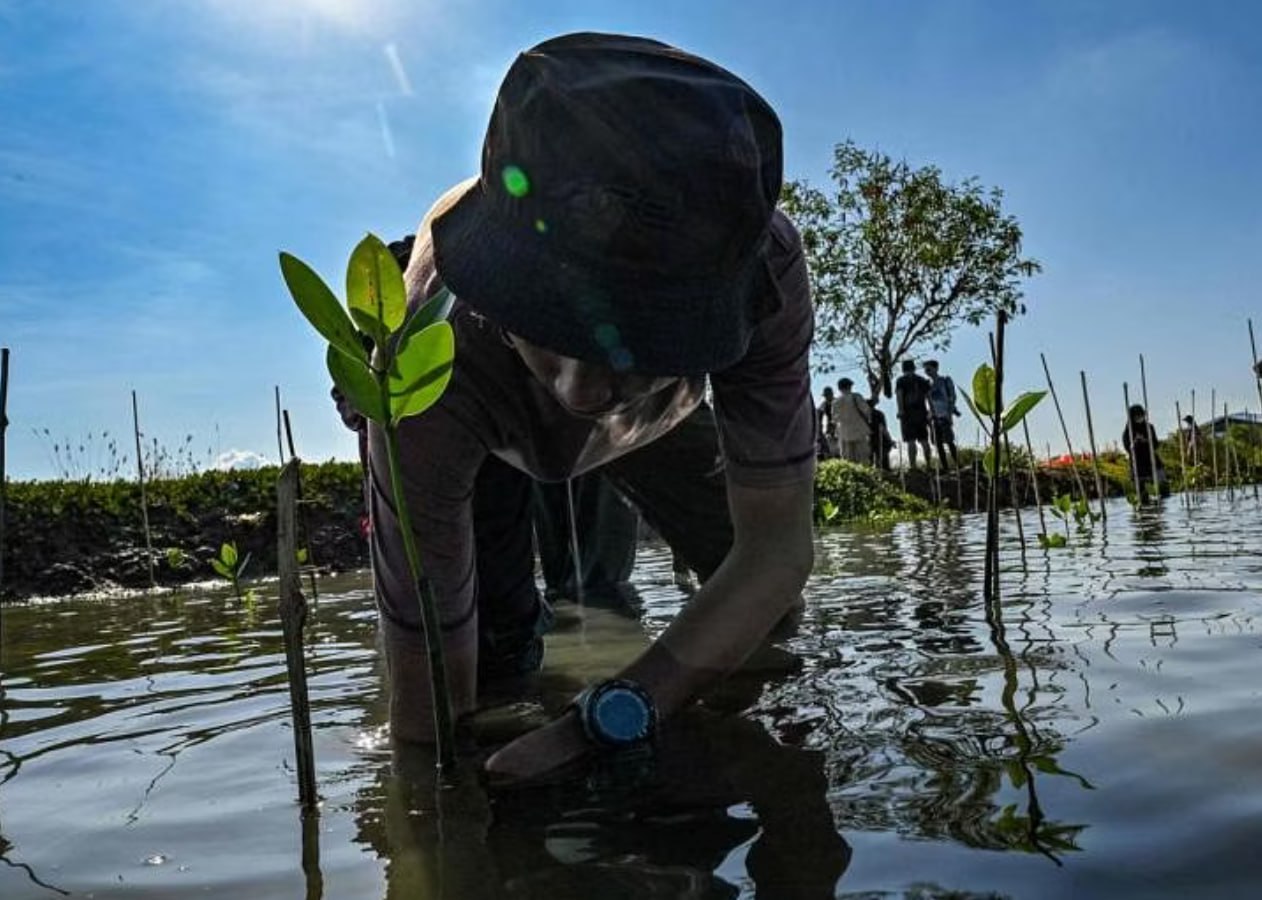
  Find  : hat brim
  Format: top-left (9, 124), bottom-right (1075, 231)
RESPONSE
top-left (432, 180), bottom-right (772, 377)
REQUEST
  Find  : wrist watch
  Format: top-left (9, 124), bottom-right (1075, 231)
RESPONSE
top-left (571, 678), bottom-right (658, 748)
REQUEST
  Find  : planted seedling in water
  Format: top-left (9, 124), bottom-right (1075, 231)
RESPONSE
top-left (210, 541), bottom-right (251, 600)
top-left (1047, 494), bottom-right (1074, 544)
top-left (960, 363), bottom-right (1046, 478)
top-left (960, 363), bottom-right (1050, 548)
top-left (280, 234), bottom-right (458, 769)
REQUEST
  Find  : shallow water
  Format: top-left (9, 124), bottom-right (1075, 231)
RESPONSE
top-left (1, 492), bottom-right (1260, 899)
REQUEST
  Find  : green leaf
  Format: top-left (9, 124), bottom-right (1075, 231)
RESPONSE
top-left (979, 444), bottom-right (999, 477)
top-left (1005, 760), bottom-right (1028, 790)
top-left (1038, 532), bottom-right (1067, 549)
top-left (221, 542), bottom-right (238, 568)
top-left (296, 548), bottom-right (309, 565)
top-left (1001, 390), bottom-right (1046, 434)
top-left (1053, 493), bottom-right (1073, 514)
top-left (396, 285), bottom-right (455, 347)
top-left (347, 234), bottom-right (407, 340)
top-left (972, 364), bottom-right (996, 417)
top-left (165, 547), bottom-right (186, 569)
top-left (349, 308), bottom-right (386, 347)
top-left (327, 345), bottom-right (388, 423)
top-left (279, 252), bottom-right (368, 363)
top-left (389, 321), bottom-right (454, 423)
top-left (210, 559), bottom-right (233, 579)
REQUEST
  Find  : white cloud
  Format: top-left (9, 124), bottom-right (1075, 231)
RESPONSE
top-left (383, 42), bottom-right (413, 96)
top-left (213, 448), bottom-right (271, 470)
top-left (1045, 28), bottom-right (1218, 105)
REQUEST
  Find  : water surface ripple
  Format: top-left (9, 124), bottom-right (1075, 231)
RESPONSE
top-left (1, 492), bottom-right (1259, 898)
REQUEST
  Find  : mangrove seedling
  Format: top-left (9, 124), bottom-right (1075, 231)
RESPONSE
top-left (210, 541), bottom-right (251, 600)
top-left (1071, 496), bottom-right (1099, 529)
top-left (280, 234), bottom-right (457, 769)
top-left (960, 363), bottom-right (1046, 479)
top-left (961, 362), bottom-right (1047, 549)
top-left (1048, 494), bottom-right (1074, 543)
top-left (165, 547), bottom-right (189, 571)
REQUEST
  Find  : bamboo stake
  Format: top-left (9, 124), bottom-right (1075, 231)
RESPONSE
top-left (278, 460), bottom-right (318, 808)
top-left (1040, 354), bottom-right (1090, 505)
top-left (972, 429), bottom-right (981, 514)
top-left (1174, 401), bottom-right (1190, 509)
top-left (1022, 418), bottom-right (1048, 538)
top-left (1250, 319), bottom-right (1262, 426)
top-left (928, 416), bottom-right (945, 513)
top-left (1079, 371), bottom-right (1108, 519)
top-left (131, 390), bottom-right (156, 588)
top-left (1210, 389), bottom-right (1221, 494)
top-left (1190, 390), bottom-right (1201, 503)
top-left (1139, 356), bottom-right (1161, 501)
top-left (283, 410), bottom-right (319, 603)
top-left (985, 315), bottom-right (1007, 604)
top-left (1244, 403), bottom-right (1261, 502)
top-left (1, 347), bottom-right (8, 632)
top-left (1123, 383), bottom-right (1144, 504)
top-left (1224, 402), bottom-right (1237, 501)
top-left (565, 478), bottom-right (584, 609)
top-left (1004, 431), bottom-right (1027, 570)
top-left (275, 385), bottom-right (285, 467)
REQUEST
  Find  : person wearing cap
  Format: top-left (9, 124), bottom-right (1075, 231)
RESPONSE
top-left (364, 33), bottom-right (816, 780)
top-left (923, 360), bottom-right (961, 470)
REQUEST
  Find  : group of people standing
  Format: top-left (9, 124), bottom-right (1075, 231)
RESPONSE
top-left (817, 359), bottom-right (962, 471)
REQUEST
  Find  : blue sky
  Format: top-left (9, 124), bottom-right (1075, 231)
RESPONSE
top-left (2, 0), bottom-right (1260, 479)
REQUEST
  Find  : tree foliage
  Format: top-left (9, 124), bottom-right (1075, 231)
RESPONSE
top-left (781, 140), bottom-right (1041, 397)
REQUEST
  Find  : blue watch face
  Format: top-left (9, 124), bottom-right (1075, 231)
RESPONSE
top-left (592, 688), bottom-right (651, 743)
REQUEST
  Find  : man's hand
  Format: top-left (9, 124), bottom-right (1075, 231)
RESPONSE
top-left (483, 475), bottom-right (814, 783)
top-left (484, 710), bottom-right (588, 781)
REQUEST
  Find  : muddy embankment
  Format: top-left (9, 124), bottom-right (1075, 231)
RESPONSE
top-left (0, 456), bottom-right (1163, 602)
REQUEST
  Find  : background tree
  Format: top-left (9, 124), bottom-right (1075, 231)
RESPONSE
top-left (781, 139), bottom-right (1041, 397)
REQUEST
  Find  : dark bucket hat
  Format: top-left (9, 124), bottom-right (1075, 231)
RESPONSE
top-left (431, 32), bottom-right (783, 376)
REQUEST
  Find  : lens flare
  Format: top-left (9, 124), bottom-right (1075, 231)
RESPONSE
top-left (502, 165), bottom-right (530, 198)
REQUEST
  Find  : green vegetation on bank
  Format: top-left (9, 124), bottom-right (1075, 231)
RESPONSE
top-left (1, 461), bottom-right (366, 600)
top-left (814, 459), bottom-right (934, 525)
top-left (4, 425), bottom-right (1256, 600)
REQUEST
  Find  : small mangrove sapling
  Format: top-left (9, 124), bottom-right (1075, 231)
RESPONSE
top-left (280, 235), bottom-right (458, 768)
top-left (210, 540), bottom-right (251, 600)
top-left (960, 362), bottom-right (1047, 543)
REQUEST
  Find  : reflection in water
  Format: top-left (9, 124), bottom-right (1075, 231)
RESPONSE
top-left (354, 664), bottom-right (851, 899)
top-left (1, 491), bottom-right (1262, 898)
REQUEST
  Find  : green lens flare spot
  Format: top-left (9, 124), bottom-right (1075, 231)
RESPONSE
top-left (594, 323), bottom-right (620, 349)
top-left (502, 165), bottom-right (530, 198)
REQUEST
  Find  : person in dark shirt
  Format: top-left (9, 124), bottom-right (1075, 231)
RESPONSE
top-left (868, 396), bottom-right (894, 471)
top-left (1123, 404), bottom-right (1169, 499)
top-left (817, 386), bottom-right (838, 459)
top-left (895, 360), bottom-right (932, 469)
top-left (344, 33), bottom-right (817, 782)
